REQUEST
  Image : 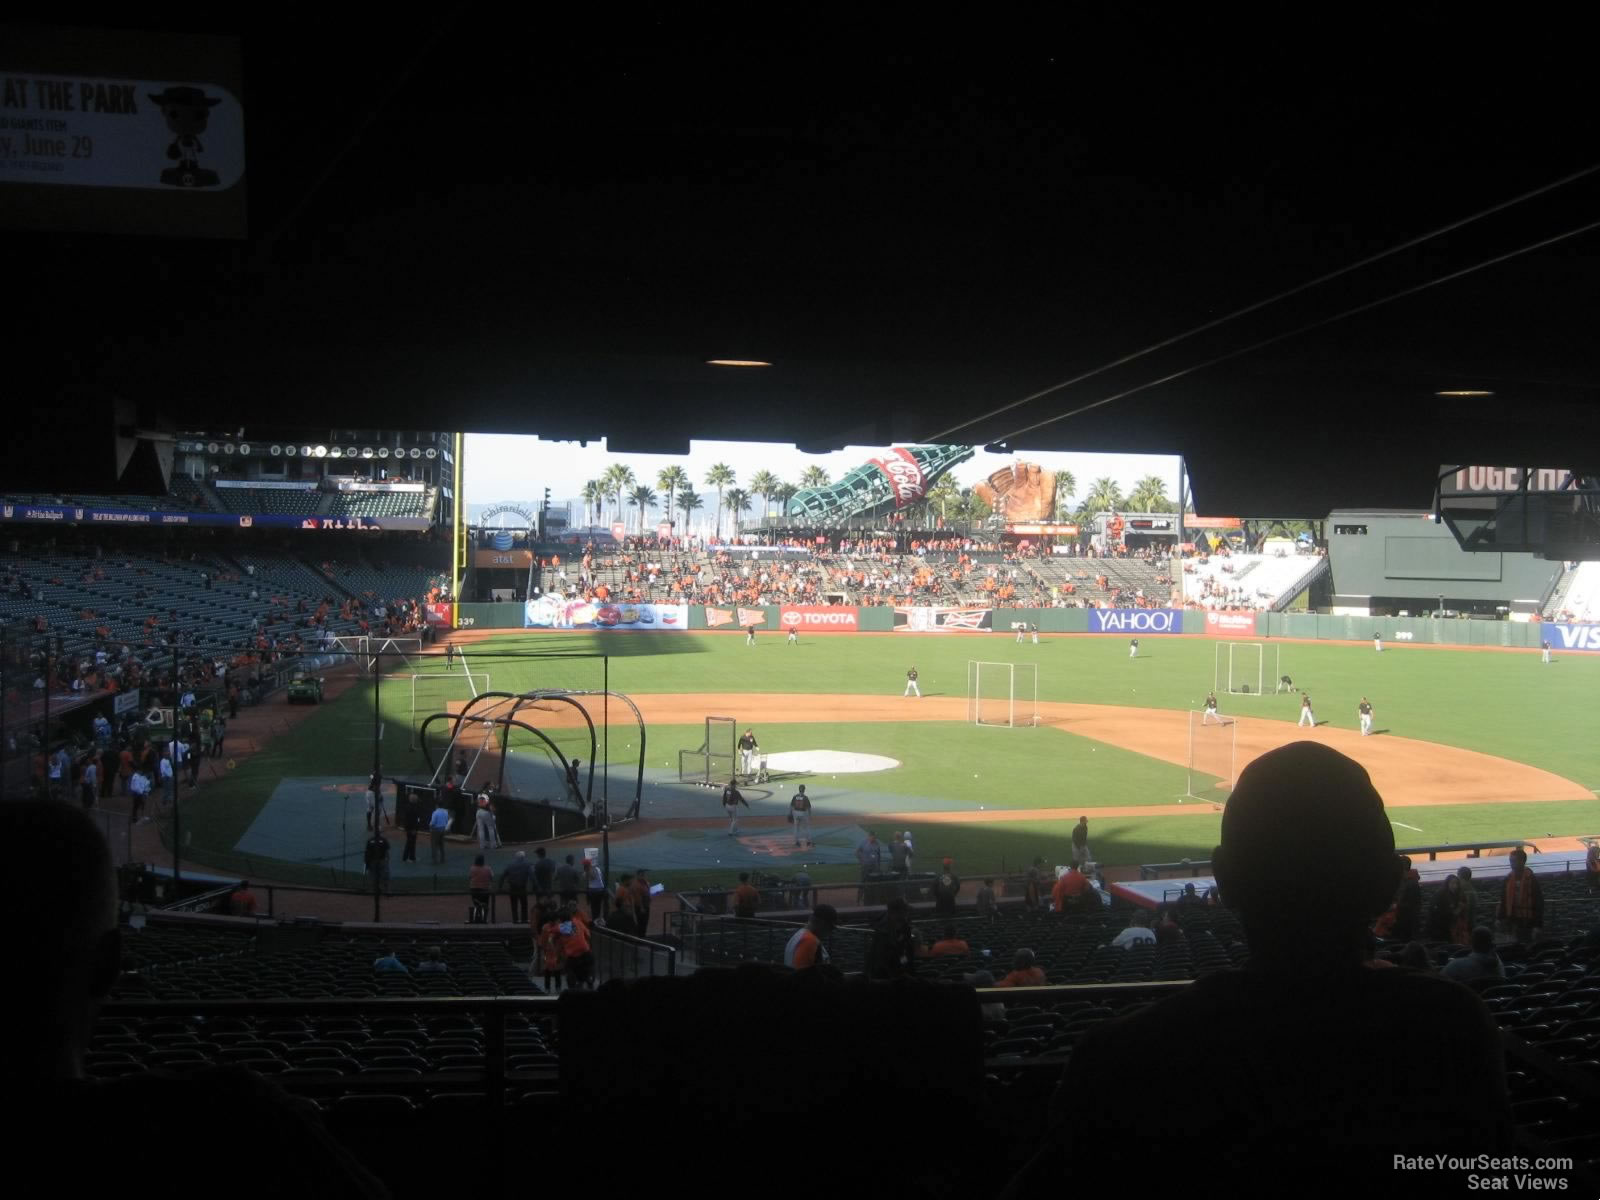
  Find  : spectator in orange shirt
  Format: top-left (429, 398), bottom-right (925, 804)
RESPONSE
top-left (559, 903), bottom-right (595, 989)
top-left (1052, 863), bottom-right (1094, 915)
top-left (998, 948), bottom-right (1047, 988)
top-left (784, 904), bottom-right (838, 970)
top-left (929, 926), bottom-right (970, 956)
top-left (229, 880), bottom-right (258, 917)
top-left (733, 872), bottom-right (760, 919)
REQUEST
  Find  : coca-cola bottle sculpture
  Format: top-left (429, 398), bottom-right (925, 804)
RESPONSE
top-left (786, 445), bottom-right (975, 523)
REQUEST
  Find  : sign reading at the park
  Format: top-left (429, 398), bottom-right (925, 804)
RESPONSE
top-left (0, 73), bottom-right (244, 191)
top-left (1, 28), bottom-right (245, 236)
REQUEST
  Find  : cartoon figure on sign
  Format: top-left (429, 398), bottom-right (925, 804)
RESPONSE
top-left (148, 86), bottom-right (222, 188)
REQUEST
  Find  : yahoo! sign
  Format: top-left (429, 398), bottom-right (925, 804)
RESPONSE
top-left (1548, 624), bottom-right (1600, 652)
top-left (1089, 608), bottom-right (1184, 634)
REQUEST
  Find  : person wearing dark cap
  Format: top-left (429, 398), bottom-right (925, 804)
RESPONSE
top-left (1004, 742), bottom-right (1512, 1188)
top-left (785, 904), bottom-right (837, 969)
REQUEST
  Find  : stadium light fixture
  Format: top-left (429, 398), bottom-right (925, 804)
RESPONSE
top-left (706, 359), bottom-right (772, 367)
top-left (1435, 389), bottom-right (1495, 397)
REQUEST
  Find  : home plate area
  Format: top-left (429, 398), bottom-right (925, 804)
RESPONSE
top-left (763, 750), bottom-right (899, 774)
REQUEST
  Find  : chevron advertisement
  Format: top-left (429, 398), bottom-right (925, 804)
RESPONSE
top-left (1088, 608), bottom-right (1184, 634)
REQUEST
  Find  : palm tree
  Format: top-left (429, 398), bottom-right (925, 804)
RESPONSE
top-left (774, 482), bottom-right (798, 519)
top-left (1053, 470), bottom-right (1076, 521)
top-left (677, 487), bottom-right (704, 534)
top-left (580, 479), bottom-right (605, 528)
top-left (604, 464), bottom-right (635, 525)
top-left (704, 463), bottom-right (736, 540)
top-left (798, 465), bottom-right (830, 489)
top-left (748, 469), bottom-right (780, 520)
top-left (656, 465), bottom-right (689, 531)
top-left (1084, 476), bottom-right (1124, 515)
top-left (724, 487), bottom-right (752, 534)
top-left (627, 484), bottom-right (657, 537)
top-left (1128, 474), bottom-right (1172, 513)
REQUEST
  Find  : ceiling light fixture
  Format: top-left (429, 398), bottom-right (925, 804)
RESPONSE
top-left (1434, 389), bottom-right (1495, 397)
top-left (706, 359), bottom-right (772, 368)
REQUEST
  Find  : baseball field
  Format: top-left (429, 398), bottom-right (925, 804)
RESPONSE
top-left (176, 629), bottom-right (1599, 891)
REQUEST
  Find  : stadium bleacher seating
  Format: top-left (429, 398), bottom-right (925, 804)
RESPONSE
top-left (1548, 561), bottom-right (1600, 623)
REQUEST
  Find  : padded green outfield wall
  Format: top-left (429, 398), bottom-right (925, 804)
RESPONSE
top-left (455, 602), bottom-right (528, 629)
top-left (453, 601), bottom-right (1548, 648)
top-left (1258, 612), bottom-right (1547, 647)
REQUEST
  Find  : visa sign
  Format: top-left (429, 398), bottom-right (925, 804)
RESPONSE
top-left (1089, 608), bottom-right (1184, 634)
top-left (1549, 624), bottom-right (1600, 652)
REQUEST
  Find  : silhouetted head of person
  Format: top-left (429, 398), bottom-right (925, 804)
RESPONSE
top-left (1, 802), bottom-right (119, 1080)
top-left (1213, 742), bottom-right (1401, 969)
top-left (811, 904), bottom-right (838, 934)
top-left (1470, 927), bottom-right (1496, 955)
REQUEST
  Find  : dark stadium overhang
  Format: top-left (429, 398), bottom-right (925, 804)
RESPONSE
top-left (7, 14), bottom-right (1599, 522)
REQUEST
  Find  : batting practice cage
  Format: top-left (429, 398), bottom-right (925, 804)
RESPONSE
top-left (1213, 641), bottom-right (1280, 697)
top-left (1185, 708), bottom-right (1237, 801)
top-left (967, 661), bottom-right (1039, 727)
top-left (679, 715), bottom-right (737, 786)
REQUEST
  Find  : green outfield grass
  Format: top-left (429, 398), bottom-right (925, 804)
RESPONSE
top-left (172, 631), bottom-right (1600, 885)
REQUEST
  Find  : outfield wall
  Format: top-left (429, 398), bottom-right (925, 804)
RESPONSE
top-left (448, 602), bottom-right (1597, 651)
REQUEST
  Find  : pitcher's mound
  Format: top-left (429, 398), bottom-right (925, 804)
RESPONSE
top-left (766, 750), bottom-right (900, 774)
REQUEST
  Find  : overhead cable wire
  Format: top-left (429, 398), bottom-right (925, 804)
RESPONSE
top-left (923, 161), bottom-right (1600, 443)
top-left (984, 216), bottom-right (1600, 445)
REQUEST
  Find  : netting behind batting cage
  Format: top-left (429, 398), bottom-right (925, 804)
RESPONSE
top-left (1214, 641), bottom-right (1272, 696)
top-left (967, 661), bottom-right (1038, 727)
top-left (1186, 709), bottom-right (1236, 801)
top-left (679, 715), bottom-right (737, 786)
top-left (407, 670), bottom-right (492, 749)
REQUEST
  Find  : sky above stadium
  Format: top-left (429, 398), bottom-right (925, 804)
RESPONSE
top-left (464, 433), bottom-right (1183, 525)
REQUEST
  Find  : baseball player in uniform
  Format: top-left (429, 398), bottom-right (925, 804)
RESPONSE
top-left (904, 666), bottom-right (921, 697)
top-left (1016, 623), bottom-right (1026, 643)
top-left (787, 625), bottom-right (798, 644)
top-left (1373, 632), bottom-right (1383, 653)
top-left (1277, 674), bottom-right (1294, 694)
top-left (790, 784), bottom-right (813, 847)
top-left (1542, 641), bottom-right (1551, 664)
top-left (1298, 692), bottom-right (1316, 727)
top-left (738, 729), bottom-right (759, 777)
top-left (722, 780), bottom-right (749, 835)
top-left (1358, 696), bottom-right (1373, 736)
top-left (1202, 692), bottom-right (1222, 724)
top-left (746, 623), bottom-right (757, 646)
top-left (1030, 623), bottom-right (1039, 644)
top-left (1129, 637), bottom-right (1139, 659)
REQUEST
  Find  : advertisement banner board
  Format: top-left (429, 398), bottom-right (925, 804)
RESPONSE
top-left (1087, 608), bottom-right (1184, 634)
top-left (524, 597), bottom-right (687, 631)
top-left (1202, 611), bottom-right (1259, 635)
top-left (892, 606), bottom-right (995, 633)
top-left (1546, 623), bottom-right (1600, 652)
top-left (424, 603), bottom-right (453, 629)
top-left (779, 605), bottom-right (860, 632)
